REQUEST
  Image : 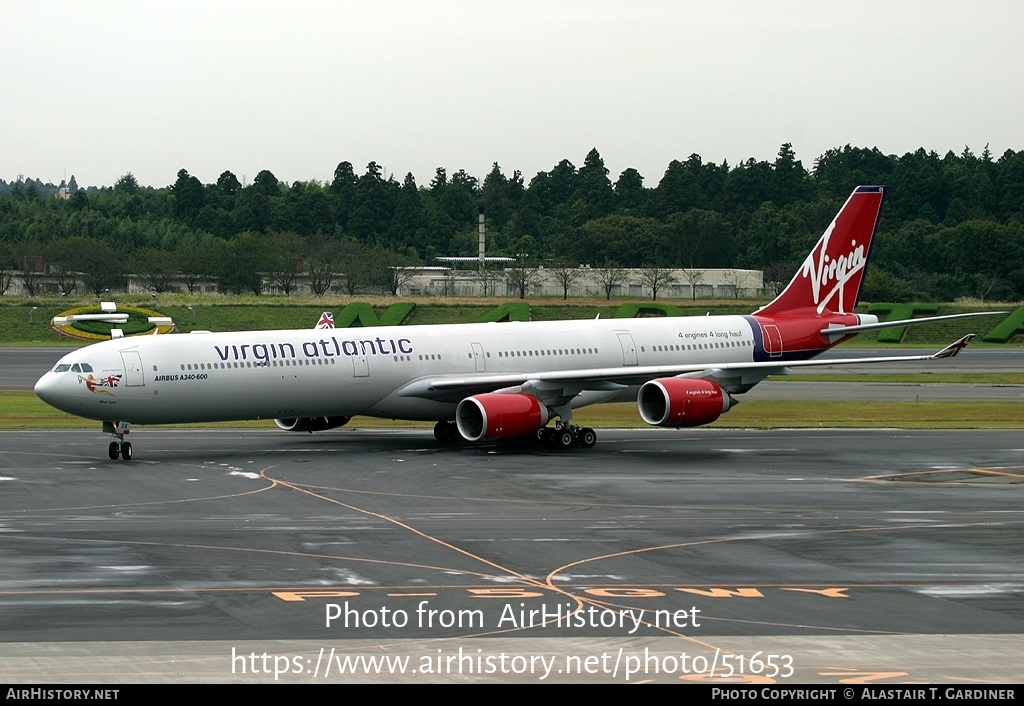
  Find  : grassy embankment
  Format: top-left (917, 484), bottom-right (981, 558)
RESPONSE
top-left (0, 293), bottom-right (1015, 345)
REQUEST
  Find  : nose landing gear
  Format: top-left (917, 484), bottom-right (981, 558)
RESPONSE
top-left (103, 421), bottom-right (133, 461)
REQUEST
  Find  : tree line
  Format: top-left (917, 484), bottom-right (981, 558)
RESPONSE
top-left (1, 143), bottom-right (1022, 300)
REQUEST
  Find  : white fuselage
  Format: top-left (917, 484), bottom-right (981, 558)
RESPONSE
top-left (35, 315), bottom-right (763, 425)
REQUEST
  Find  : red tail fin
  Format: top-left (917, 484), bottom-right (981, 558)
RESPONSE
top-left (757, 185), bottom-right (886, 317)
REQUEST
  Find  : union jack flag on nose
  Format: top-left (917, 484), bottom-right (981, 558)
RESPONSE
top-left (316, 311), bottom-right (335, 329)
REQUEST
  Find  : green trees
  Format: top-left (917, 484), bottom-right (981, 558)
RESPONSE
top-left (170, 169), bottom-right (205, 221)
top-left (0, 143), bottom-right (1021, 301)
top-left (212, 231), bottom-right (269, 295)
top-left (114, 173), bottom-right (140, 196)
top-left (666, 209), bottom-right (734, 269)
top-left (575, 148), bottom-right (616, 220)
top-left (947, 220), bottom-right (1023, 301)
top-left (305, 234), bottom-right (340, 297)
top-left (571, 215), bottom-right (666, 267)
top-left (48, 236), bottom-right (124, 295)
top-left (135, 248), bottom-right (178, 294)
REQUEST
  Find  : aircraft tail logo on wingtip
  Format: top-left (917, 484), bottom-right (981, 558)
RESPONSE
top-left (933, 334), bottom-right (976, 358)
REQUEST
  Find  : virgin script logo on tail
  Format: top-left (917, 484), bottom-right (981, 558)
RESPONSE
top-left (799, 224), bottom-right (867, 314)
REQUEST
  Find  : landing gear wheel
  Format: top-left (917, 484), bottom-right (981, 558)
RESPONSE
top-left (543, 428), bottom-right (564, 448)
top-left (433, 420), bottom-right (460, 443)
top-left (104, 421), bottom-right (133, 461)
top-left (433, 420), bottom-right (449, 441)
top-left (554, 428), bottom-right (575, 449)
top-left (578, 427), bottom-right (597, 449)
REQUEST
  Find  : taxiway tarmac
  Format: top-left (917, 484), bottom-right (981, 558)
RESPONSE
top-left (0, 428), bottom-right (1021, 683)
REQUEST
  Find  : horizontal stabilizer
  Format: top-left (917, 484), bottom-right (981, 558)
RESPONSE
top-left (820, 311), bottom-right (1004, 336)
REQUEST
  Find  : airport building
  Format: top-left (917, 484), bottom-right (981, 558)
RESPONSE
top-left (3, 262), bottom-right (764, 299)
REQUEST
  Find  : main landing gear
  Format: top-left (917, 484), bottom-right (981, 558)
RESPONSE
top-left (433, 419), bottom-right (597, 449)
top-left (536, 424), bottom-right (597, 450)
top-left (103, 421), bottom-right (133, 461)
top-left (537, 400), bottom-right (597, 449)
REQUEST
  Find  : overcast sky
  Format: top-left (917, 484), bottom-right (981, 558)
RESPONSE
top-left (3, 1), bottom-right (1021, 189)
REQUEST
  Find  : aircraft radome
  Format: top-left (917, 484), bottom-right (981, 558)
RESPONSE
top-left (35, 186), bottom-right (993, 460)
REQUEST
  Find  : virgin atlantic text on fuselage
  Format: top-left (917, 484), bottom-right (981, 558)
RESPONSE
top-left (213, 337), bottom-right (415, 364)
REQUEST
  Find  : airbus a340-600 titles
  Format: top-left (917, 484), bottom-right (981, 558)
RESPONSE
top-left (36, 186), bottom-right (992, 460)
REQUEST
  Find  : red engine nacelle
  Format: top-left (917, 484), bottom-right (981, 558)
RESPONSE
top-left (455, 393), bottom-right (551, 442)
top-left (274, 416), bottom-right (351, 432)
top-left (637, 378), bottom-right (734, 428)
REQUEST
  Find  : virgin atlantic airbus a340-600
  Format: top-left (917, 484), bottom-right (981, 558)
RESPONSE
top-left (35, 186), bottom-right (991, 459)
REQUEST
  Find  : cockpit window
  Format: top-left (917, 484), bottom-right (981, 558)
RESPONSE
top-left (55, 363), bottom-right (94, 373)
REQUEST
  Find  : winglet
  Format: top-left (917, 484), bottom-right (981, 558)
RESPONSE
top-left (931, 334), bottom-right (976, 359)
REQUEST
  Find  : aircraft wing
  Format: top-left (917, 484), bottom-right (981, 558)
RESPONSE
top-left (398, 335), bottom-right (976, 402)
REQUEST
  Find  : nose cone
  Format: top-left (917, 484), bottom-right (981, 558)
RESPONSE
top-left (34, 372), bottom-right (62, 409)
